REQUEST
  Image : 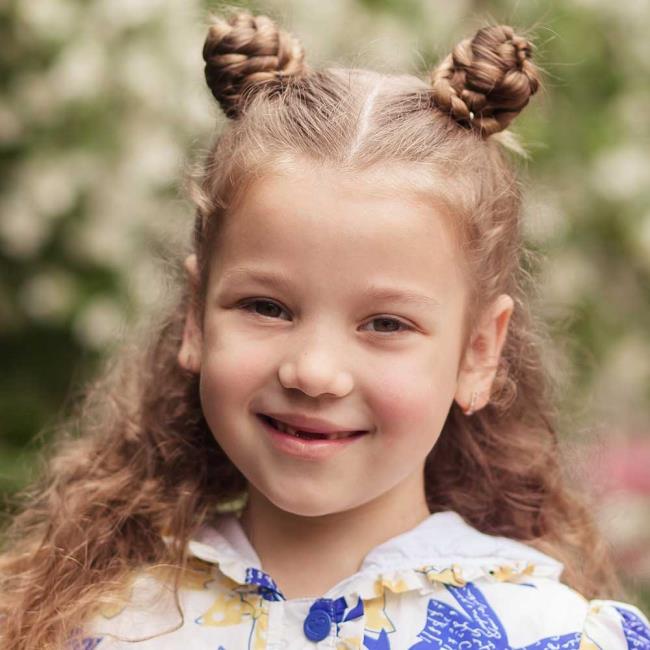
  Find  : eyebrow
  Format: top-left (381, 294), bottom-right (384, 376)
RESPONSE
top-left (218, 267), bottom-right (442, 309)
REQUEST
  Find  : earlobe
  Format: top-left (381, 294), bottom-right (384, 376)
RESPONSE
top-left (177, 254), bottom-right (202, 374)
top-left (454, 294), bottom-right (514, 414)
top-left (178, 311), bottom-right (202, 374)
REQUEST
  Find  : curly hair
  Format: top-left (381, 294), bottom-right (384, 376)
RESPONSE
top-left (0, 10), bottom-right (625, 649)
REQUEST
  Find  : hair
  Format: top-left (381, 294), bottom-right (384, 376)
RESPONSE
top-left (0, 10), bottom-right (627, 649)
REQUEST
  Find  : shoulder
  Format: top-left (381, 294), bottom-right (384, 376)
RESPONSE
top-left (478, 577), bottom-right (650, 648)
top-left (581, 598), bottom-right (650, 649)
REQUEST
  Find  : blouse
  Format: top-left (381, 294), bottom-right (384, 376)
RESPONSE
top-left (80, 509), bottom-right (650, 649)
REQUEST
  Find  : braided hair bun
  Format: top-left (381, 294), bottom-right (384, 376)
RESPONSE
top-left (431, 25), bottom-right (541, 138)
top-left (202, 11), bottom-right (308, 119)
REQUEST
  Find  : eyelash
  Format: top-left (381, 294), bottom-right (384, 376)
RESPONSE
top-left (237, 299), bottom-right (414, 334)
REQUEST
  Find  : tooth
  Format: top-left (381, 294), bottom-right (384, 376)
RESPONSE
top-left (272, 418), bottom-right (354, 440)
top-left (275, 420), bottom-right (300, 436)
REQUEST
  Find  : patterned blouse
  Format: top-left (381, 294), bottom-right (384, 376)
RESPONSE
top-left (80, 510), bottom-right (650, 649)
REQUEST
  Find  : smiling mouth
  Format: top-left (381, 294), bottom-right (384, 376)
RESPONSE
top-left (258, 414), bottom-right (366, 440)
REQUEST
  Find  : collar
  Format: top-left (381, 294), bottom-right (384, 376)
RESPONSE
top-left (185, 510), bottom-right (564, 602)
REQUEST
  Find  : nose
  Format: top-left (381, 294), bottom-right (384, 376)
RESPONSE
top-left (277, 330), bottom-right (354, 398)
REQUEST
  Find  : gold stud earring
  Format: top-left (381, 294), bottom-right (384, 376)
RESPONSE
top-left (464, 391), bottom-right (478, 416)
top-left (183, 351), bottom-right (194, 370)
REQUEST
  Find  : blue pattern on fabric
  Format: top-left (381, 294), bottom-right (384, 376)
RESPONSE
top-left (363, 628), bottom-right (391, 650)
top-left (406, 583), bottom-right (582, 649)
top-left (345, 596), bottom-right (365, 622)
top-left (244, 567), bottom-right (285, 601)
top-left (400, 582), bottom-right (581, 649)
top-left (614, 606), bottom-right (650, 649)
top-left (72, 638), bottom-right (103, 650)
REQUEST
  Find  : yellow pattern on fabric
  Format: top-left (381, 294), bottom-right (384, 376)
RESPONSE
top-left (199, 591), bottom-right (258, 626)
top-left (578, 637), bottom-right (599, 650)
top-left (373, 574), bottom-right (413, 595)
top-left (422, 564), bottom-right (466, 587)
top-left (98, 558), bottom-right (219, 620)
top-left (489, 563), bottom-right (536, 582)
top-left (336, 636), bottom-right (362, 650)
top-left (197, 584), bottom-right (268, 650)
top-left (363, 593), bottom-right (396, 634)
top-left (98, 600), bottom-right (129, 620)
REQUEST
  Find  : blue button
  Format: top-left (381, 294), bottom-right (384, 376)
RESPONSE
top-left (303, 609), bottom-right (332, 642)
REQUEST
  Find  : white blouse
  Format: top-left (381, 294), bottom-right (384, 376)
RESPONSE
top-left (81, 510), bottom-right (650, 649)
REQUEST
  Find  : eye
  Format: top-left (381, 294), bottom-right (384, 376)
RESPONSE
top-left (362, 316), bottom-right (414, 334)
top-left (238, 299), bottom-right (290, 320)
top-left (237, 300), bottom-right (413, 334)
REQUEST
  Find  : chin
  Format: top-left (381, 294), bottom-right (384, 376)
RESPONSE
top-left (260, 482), bottom-right (357, 518)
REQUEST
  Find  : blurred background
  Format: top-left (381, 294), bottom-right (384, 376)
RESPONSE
top-left (1, 0), bottom-right (649, 608)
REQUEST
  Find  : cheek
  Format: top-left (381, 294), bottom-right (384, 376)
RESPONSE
top-left (370, 353), bottom-right (458, 445)
top-left (199, 330), bottom-right (271, 411)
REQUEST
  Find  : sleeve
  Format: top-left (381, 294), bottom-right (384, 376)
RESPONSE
top-left (581, 599), bottom-right (650, 649)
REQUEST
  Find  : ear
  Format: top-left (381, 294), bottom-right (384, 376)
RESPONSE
top-left (454, 293), bottom-right (514, 414)
top-left (177, 254), bottom-right (203, 374)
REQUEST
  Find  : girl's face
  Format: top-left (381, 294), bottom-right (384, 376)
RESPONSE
top-left (180, 163), bottom-right (510, 517)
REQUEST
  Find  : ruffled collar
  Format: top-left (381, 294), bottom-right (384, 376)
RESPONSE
top-left (185, 510), bottom-right (564, 602)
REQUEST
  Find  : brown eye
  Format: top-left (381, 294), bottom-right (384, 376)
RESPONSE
top-left (240, 299), bottom-right (289, 320)
top-left (364, 317), bottom-right (412, 334)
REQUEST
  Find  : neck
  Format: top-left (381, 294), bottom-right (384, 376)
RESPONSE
top-left (238, 472), bottom-right (430, 600)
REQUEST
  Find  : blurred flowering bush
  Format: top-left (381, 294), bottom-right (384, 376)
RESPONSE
top-left (1, 0), bottom-right (648, 605)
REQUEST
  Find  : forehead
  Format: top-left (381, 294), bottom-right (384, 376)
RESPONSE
top-left (211, 164), bottom-right (466, 299)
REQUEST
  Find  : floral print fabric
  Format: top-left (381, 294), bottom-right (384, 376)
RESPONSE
top-left (80, 510), bottom-right (650, 649)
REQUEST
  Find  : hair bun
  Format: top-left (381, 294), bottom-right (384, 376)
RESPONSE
top-left (202, 11), bottom-right (308, 119)
top-left (430, 25), bottom-right (540, 138)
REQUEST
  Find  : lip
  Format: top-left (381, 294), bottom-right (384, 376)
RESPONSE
top-left (261, 412), bottom-right (364, 435)
top-left (257, 414), bottom-right (367, 461)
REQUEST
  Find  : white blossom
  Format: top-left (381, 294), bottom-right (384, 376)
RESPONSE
top-left (0, 194), bottom-right (50, 259)
top-left (591, 145), bottom-right (650, 201)
top-left (591, 334), bottom-right (650, 420)
top-left (118, 123), bottom-right (183, 187)
top-left (540, 247), bottom-right (598, 305)
top-left (92, 0), bottom-right (168, 32)
top-left (19, 269), bottom-right (76, 323)
top-left (15, 0), bottom-right (79, 41)
top-left (522, 184), bottom-right (569, 244)
top-left (72, 296), bottom-right (126, 349)
top-left (48, 38), bottom-right (108, 102)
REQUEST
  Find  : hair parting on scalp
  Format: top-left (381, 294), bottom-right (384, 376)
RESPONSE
top-left (0, 10), bottom-right (626, 649)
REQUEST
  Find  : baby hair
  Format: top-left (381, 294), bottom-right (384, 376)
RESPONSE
top-left (0, 10), bottom-right (623, 650)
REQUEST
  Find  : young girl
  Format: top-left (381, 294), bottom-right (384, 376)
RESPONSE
top-left (1, 10), bottom-right (649, 650)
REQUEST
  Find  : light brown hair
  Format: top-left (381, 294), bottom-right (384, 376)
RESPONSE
top-left (0, 10), bottom-right (625, 649)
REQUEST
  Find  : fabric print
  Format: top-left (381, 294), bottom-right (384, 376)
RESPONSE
top-left (97, 557), bottom-right (217, 621)
top-left (363, 594), bottom-right (395, 636)
top-left (487, 564), bottom-right (536, 583)
top-left (420, 565), bottom-right (466, 588)
top-left (374, 574), bottom-right (417, 596)
top-left (409, 582), bottom-right (582, 649)
top-left (614, 606), bottom-right (650, 649)
top-left (578, 637), bottom-right (600, 650)
top-left (363, 628), bottom-right (391, 650)
top-left (345, 597), bottom-right (365, 622)
top-left (336, 636), bottom-right (361, 650)
top-left (337, 636), bottom-right (363, 650)
top-left (196, 588), bottom-right (268, 650)
top-left (76, 511), bottom-right (650, 648)
top-left (337, 597), bottom-right (366, 650)
top-left (71, 637), bottom-right (103, 650)
top-left (140, 556), bottom-right (216, 593)
top-left (245, 567), bottom-right (284, 601)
